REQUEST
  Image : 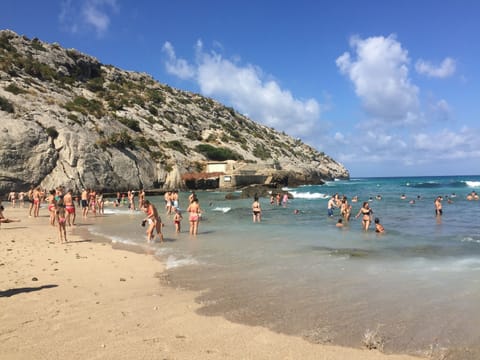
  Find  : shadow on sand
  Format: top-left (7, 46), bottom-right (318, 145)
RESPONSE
top-left (0, 284), bottom-right (58, 298)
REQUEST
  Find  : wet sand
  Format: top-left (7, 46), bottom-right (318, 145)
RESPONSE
top-left (0, 206), bottom-right (424, 359)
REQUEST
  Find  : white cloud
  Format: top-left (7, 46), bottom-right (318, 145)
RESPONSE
top-left (162, 41), bottom-right (321, 137)
top-left (415, 57), bottom-right (456, 78)
top-left (59, 0), bottom-right (118, 36)
top-left (162, 42), bottom-right (196, 80)
top-left (413, 128), bottom-right (476, 154)
top-left (336, 35), bottom-right (420, 126)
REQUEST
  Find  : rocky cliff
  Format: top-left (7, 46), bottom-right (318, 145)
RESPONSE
top-left (0, 30), bottom-right (349, 193)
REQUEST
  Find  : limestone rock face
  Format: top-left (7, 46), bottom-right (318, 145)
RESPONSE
top-left (0, 30), bottom-right (349, 193)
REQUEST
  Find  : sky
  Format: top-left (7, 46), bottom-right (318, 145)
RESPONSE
top-left (2, 0), bottom-right (480, 177)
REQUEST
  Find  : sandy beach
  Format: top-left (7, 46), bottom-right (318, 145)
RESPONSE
top-left (0, 206), bottom-right (423, 360)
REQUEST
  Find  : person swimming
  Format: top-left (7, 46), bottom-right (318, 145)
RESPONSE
top-left (374, 217), bottom-right (385, 233)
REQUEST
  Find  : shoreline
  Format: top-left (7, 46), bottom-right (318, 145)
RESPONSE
top-left (0, 206), bottom-right (424, 359)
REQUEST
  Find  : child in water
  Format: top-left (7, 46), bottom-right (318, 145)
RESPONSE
top-left (173, 208), bottom-right (183, 233)
top-left (374, 217), bottom-right (385, 233)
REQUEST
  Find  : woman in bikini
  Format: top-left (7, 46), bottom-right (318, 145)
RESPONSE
top-left (96, 191), bottom-right (104, 215)
top-left (47, 189), bottom-right (57, 226)
top-left (63, 189), bottom-right (76, 226)
top-left (56, 200), bottom-right (67, 243)
top-left (187, 196), bottom-right (201, 235)
top-left (33, 187), bottom-right (42, 218)
top-left (355, 201), bottom-right (373, 231)
top-left (89, 189), bottom-right (97, 215)
top-left (252, 195), bottom-right (262, 223)
top-left (340, 198), bottom-right (351, 222)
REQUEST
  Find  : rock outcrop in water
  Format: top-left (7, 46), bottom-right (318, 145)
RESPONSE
top-left (0, 30), bottom-right (349, 192)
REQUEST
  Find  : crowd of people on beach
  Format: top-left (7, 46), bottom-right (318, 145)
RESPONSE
top-left (0, 186), bottom-right (207, 243)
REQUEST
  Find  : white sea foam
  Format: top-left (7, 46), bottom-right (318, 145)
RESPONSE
top-left (212, 207), bottom-right (231, 213)
top-left (109, 236), bottom-right (139, 246)
top-left (89, 226), bottom-right (140, 245)
top-left (102, 208), bottom-right (135, 215)
top-left (465, 181), bottom-right (480, 188)
top-left (462, 236), bottom-right (480, 244)
top-left (290, 191), bottom-right (329, 200)
top-left (165, 255), bottom-right (200, 269)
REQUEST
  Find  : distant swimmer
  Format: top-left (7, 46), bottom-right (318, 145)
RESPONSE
top-left (467, 191), bottom-right (478, 201)
top-left (336, 218), bottom-right (344, 228)
top-left (400, 194), bottom-right (406, 200)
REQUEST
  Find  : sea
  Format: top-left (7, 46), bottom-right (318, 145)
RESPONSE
top-left (85, 175), bottom-right (480, 358)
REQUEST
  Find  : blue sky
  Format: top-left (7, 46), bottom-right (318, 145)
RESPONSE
top-left (2, 0), bottom-right (480, 177)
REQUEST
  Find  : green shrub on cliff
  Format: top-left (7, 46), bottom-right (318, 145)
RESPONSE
top-left (165, 140), bottom-right (188, 155)
top-left (64, 96), bottom-right (104, 118)
top-left (117, 117), bottom-right (142, 132)
top-left (5, 83), bottom-right (27, 95)
top-left (195, 144), bottom-right (243, 161)
top-left (253, 145), bottom-right (271, 160)
top-left (86, 76), bottom-right (105, 93)
top-left (0, 95), bottom-right (14, 113)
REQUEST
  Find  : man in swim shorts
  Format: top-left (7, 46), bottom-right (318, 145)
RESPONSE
top-left (81, 189), bottom-right (89, 217)
top-left (327, 196), bottom-right (336, 217)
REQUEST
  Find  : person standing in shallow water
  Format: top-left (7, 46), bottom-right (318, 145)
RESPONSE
top-left (252, 195), bottom-right (262, 223)
top-left (173, 208), bottom-right (183, 233)
top-left (355, 201), bottom-right (373, 231)
top-left (186, 196), bottom-right (201, 235)
top-left (434, 196), bottom-right (443, 216)
top-left (143, 200), bottom-right (164, 242)
top-left (327, 196), bottom-right (336, 217)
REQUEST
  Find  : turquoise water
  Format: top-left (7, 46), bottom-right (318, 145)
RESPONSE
top-left (89, 175), bottom-right (480, 357)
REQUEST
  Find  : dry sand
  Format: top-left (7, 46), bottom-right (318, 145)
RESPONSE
top-left (0, 206), bottom-right (424, 360)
